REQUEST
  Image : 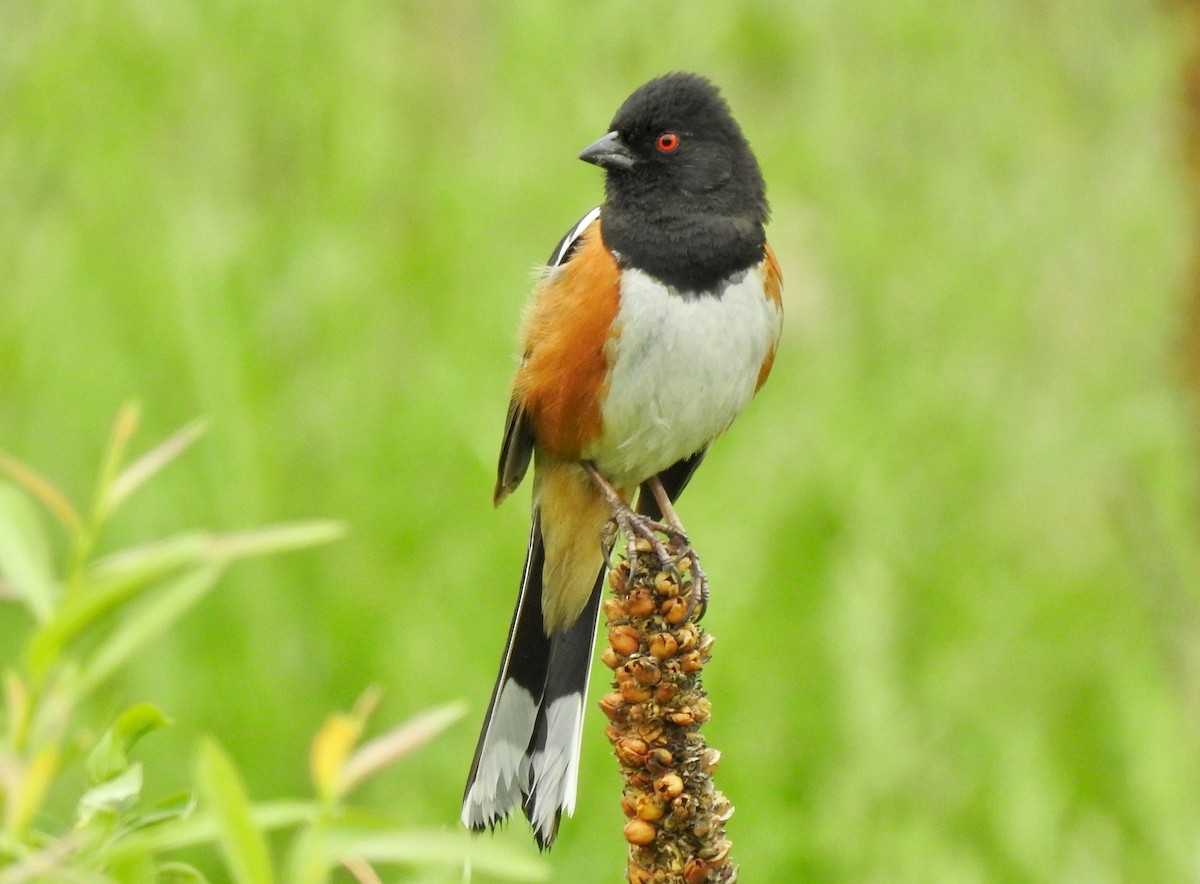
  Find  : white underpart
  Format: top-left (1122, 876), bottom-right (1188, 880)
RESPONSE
top-left (460, 683), bottom-right (537, 829)
top-left (525, 693), bottom-right (586, 841)
top-left (589, 264), bottom-right (783, 483)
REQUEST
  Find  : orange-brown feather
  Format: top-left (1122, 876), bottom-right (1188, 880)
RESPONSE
top-left (513, 221), bottom-right (621, 461)
top-left (755, 243), bottom-right (784, 392)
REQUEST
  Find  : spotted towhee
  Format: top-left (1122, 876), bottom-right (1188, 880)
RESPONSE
top-left (461, 72), bottom-right (783, 848)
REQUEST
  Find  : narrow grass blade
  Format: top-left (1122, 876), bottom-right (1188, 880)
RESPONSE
top-left (340, 702), bottom-right (466, 796)
top-left (106, 419), bottom-right (208, 516)
top-left (0, 451), bottom-right (81, 535)
top-left (323, 828), bottom-right (548, 881)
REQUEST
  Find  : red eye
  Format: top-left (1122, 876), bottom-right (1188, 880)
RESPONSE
top-left (656, 132), bottom-right (680, 152)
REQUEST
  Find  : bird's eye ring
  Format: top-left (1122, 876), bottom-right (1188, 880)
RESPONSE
top-left (656, 132), bottom-right (680, 153)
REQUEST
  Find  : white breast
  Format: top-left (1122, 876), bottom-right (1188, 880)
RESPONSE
top-left (587, 265), bottom-right (782, 484)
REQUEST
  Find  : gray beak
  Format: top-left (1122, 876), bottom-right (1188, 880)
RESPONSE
top-left (579, 130), bottom-right (636, 171)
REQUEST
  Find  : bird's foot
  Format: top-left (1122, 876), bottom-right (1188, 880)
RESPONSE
top-left (585, 464), bottom-right (707, 621)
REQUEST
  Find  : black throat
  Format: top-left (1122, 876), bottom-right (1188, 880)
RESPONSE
top-left (600, 201), bottom-right (765, 293)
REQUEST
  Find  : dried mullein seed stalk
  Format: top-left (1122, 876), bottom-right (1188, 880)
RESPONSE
top-left (602, 541), bottom-right (737, 884)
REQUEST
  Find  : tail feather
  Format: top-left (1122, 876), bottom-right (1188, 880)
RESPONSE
top-left (462, 511), bottom-right (551, 830)
top-left (523, 571), bottom-right (605, 848)
top-left (462, 508), bottom-right (606, 848)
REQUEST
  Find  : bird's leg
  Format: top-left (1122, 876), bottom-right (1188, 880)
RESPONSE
top-left (645, 475), bottom-right (708, 620)
top-left (582, 463), bottom-right (676, 575)
top-left (583, 464), bottom-right (707, 620)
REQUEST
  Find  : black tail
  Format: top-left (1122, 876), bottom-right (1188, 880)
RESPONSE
top-left (461, 509), bottom-right (605, 847)
top-left (637, 447), bottom-right (708, 520)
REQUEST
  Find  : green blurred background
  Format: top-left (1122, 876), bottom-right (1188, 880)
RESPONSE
top-left (4, 1), bottom-right (1200, 880)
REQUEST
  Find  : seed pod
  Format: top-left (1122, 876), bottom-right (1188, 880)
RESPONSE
top-left (600, 646), bottom-right (620, 669)
top-left (620, 681), bottom-right (652, 703)
top-left (615, 736), bottom-right (649, 766)
top-left (646, 747), bottom-right (674, 775)
top-left (662, 597), bottom-right (689, 625)
top-left (603, 598), bottom-right (627, 621)
top-left (598, 692), bottom-right (625, 720)
top-left (609, 625), bottom-right (641, 656)
top-left (654, 572), bottom-right (679, 596)
top-left (628, 588), bottom-right (657, 617)
top-left (669, 710), bottom-right (695, 727)
top-left (683, 858), bottom-right (709, 884)
top-left (653, 682), bottom-right (678, 703)
top-left (624, 818), bottom-right (656, 846)
top-left (648, 632), bottom-right (678, 659)
top-left (654, 773), bottom-right (684, 800)
top-left (628, 658), bottom-right (661, 686)
top-left (635, 793), bottom-right (665, 821)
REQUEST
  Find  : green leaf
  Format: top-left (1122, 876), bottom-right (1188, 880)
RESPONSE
top-left (194, 738), bottom-right (276, 884)
top-left (26, 535), bottom-right (210, 677)
top-left (88, 702), bottom-right (173, 784)
top-left (78, 762), bottom-right (143, 825)
top-left (114, 791), bottom-right (197, 838)
top-left (155, 862), bottom-right (211, 883)
top-left (28, 520), bottom-right (342, 677)
top-left (106, 800), bottom-right (313, 860)
top-left (73, 565), bottom-right (223, 699)
top-left (323, 827), bottom-right (549, 881)
top-left (200, 522), bottom-right (347, 562)
top-left (0, 481), bottom-right (60, 622)
top-left (89, 403), bottom-right (141, 527)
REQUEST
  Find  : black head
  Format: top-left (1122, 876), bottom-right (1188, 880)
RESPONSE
top-left (579, 72), bottom-right (768, 292)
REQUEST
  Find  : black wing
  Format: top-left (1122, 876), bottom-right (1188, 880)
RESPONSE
top-left (637, 447), bottom-right (709, 520)
top-left (493, 208), bottom-right (603, 506)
